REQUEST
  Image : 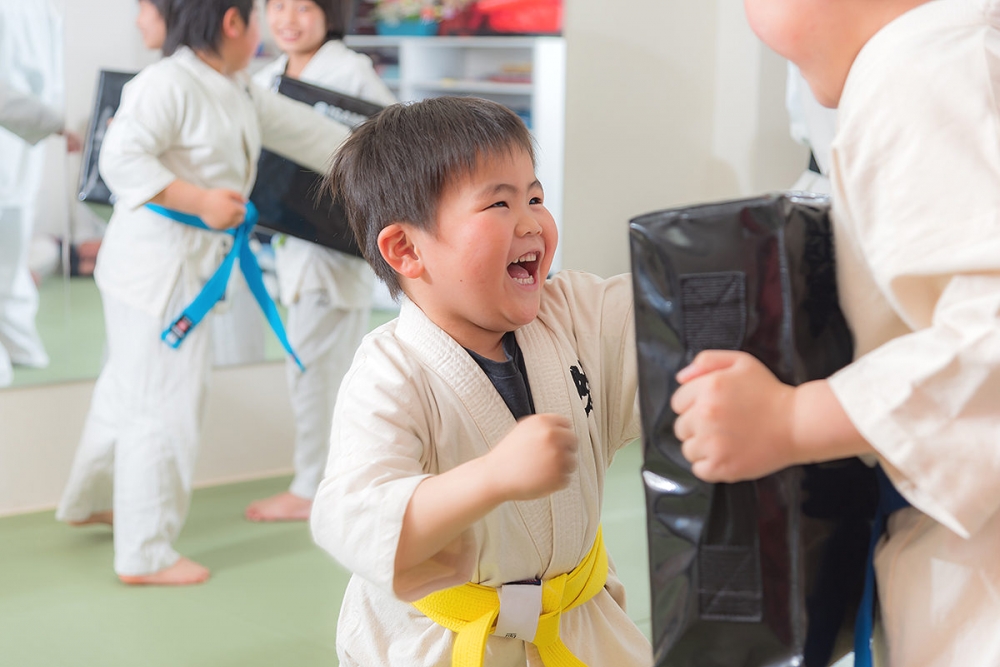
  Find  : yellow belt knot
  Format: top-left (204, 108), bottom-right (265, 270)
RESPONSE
top-left (413, 526), bottom-right (608, 667)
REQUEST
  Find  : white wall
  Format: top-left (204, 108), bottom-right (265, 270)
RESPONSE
top-left (0, 0), bottom-right (808, 516)
top-left (561, 0), bottom-right (807, 277)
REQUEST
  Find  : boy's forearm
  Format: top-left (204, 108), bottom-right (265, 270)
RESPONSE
top-left (792, 379), bottom-right (875, 463)
top-left (395, 455), bottom-right (506, 576)
top-left (149, 179), bottom-right (205, 216)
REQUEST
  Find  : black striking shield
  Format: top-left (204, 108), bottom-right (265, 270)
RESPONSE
top-left (78, 70), bottom-right (136, 205)
top-left (249, 77), bottom-right (386, 257)
top-left (629, 193), bottom-right (876, 667)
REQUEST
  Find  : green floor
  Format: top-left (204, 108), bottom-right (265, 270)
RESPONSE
top-left (0, 442), bottom-right (651, 667)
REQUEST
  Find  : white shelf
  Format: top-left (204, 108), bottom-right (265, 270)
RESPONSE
top-left (344, 35), bottom-right (403, 49)
top-left (345, 35), bottom-right (544, 49)
top-left (411, 79), bottom-right (533, 95)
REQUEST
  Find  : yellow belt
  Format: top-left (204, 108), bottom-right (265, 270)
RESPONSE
top-left (413, 526), bottom-right (608, 667)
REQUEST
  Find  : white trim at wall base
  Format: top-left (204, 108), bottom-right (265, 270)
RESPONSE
top-left (0, 362), bottom-right (297, 518)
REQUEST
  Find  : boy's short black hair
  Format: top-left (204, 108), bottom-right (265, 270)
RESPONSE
top-left (165, 0), bottom-right (255, 55)
top-left (265, 0), bottom-right (345, 42)
top-left (327, 96), bottom-right (536, 299)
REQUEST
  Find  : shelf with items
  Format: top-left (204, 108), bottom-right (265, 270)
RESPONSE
top-left (409, 79), bottom-right (532, 95)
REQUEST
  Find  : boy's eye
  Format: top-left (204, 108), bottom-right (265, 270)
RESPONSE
top-left (530, 197), bottom-right (543, 205)
top-left (489, 201), bottom-right (509, 209)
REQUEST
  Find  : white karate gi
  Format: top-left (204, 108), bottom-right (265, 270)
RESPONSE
top-left (0, 0), bottom-right (63, 387)
top-left (825, 1), bottom-right (1000, 665)
top-left (253, 39), bottom-right (396, 499)
top-left (312, 271), bottom-right (653, 666)
top-left (56, 47), bottom-right (349, 575)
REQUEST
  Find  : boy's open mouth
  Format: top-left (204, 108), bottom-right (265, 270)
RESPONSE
top-left (507, 251), bottom-right (540, 285)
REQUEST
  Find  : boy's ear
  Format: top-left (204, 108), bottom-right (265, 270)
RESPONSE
top-left (221, 6), bottom-right (246, 38)
top-left (378, 223), bottom-right (423, 280)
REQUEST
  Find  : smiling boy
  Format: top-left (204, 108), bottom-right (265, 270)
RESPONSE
top-left (310, 97), bottom-right (652, 667)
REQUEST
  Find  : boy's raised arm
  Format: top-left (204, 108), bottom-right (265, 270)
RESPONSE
top-left (395, 413), bottom-right (578, 585)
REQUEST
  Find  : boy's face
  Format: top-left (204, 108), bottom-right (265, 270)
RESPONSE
top-left (406, 148), bottom-right (557, 354)
top-left (267, 0), bottom-right (328, 58)
top-left (743, 0), bottom-right (841, 106)
top-left (136, 0), bottom-right (166, 51)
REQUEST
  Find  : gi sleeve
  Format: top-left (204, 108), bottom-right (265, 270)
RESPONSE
top-left (599, 274), bottom-right (641, 457)
top-left (97, 71), bottom-right (181, 211)
top-left (549, 271), bottom-right (641, 461)
top-left (250, 82), bottom-right (349, 175)
top-left (311, 334), bottom-right (478, 602)
top-left (0, 79), bottom-right (62, 144)
top-left (351, 58), bottom-right (398, 107)
top-left (827, 40), bottom-right (1000, 539)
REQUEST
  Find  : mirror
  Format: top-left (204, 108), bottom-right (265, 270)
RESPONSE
top-left (3, 0), bottom-right (403, 389)
top-left (4, 0), bottom-right (804, 391)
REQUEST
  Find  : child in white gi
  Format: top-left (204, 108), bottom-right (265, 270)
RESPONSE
top-left (311, 96), bottom-right (652, 666)
top-left (671, 1), bottom-right (1000, 665)
top-left (56, 0), bottom-right (349, 586)
top-left (245, 0), bottom-right (397, 522)
top-left (134, 0), bottom-right (266, 368)
top-left (0, 0), bottom-right (81, 388)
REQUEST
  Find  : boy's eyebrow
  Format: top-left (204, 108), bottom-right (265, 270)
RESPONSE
top-left (477, 180), bottom-right (544, 197)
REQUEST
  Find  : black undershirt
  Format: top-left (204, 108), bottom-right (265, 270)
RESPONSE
top-left (466, 331), bottom-right (535, 420)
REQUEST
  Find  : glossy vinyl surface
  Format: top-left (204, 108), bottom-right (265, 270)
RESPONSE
top-left (629, 193), bottom-right (876, 667)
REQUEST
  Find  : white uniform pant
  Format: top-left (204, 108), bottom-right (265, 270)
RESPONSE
top-left (0, 207), bottom-right (49, 387)
top-left (211, 263), bottom-right (265, 367)
top-left (56, 288), bottom-right (211, 576)
top-left (285, 290), bottom-right (368, 499)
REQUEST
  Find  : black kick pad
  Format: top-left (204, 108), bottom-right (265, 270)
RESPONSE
top-left (628, 193), bottom-right (877, 667)
top-left (78, 70), bottom-right (136, 206)
top-left (249, 76), bottom-right (386, 257)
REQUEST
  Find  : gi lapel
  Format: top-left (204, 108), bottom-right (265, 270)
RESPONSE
top-left (516, 320), bottom-right (593, 577)
top-left (395, 300), bottom-right (558, 570)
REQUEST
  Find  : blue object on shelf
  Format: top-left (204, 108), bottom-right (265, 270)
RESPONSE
top-left (375, 19), bottom-right (439, 36)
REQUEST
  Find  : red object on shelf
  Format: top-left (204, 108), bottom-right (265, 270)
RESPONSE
top-left (438, 4), bottom-right (489, 36)
top-left (475, 0), bottom-right (562, 34)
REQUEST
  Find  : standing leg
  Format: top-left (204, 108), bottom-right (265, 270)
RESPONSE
top-left (55, 340), bottom-right (123, 526)
top-left (244, 290), bottom-right (369, 521)
top-left (100, 289), bottom-right (212, 585)
top-left (0, 206), bottom-right (48, 373)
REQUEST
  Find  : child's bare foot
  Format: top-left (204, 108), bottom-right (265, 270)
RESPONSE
top-left (68, 511), bottom-right (114, 526)
top-left (118, 557), bottom-right (210, 586)
top-left (244, 492), bottom-right (312, 522)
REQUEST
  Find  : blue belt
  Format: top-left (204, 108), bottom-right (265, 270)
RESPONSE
top-left (145, 202), bottom-right (304, 371)
top-left (854, 465), bottom-right (910, 667)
